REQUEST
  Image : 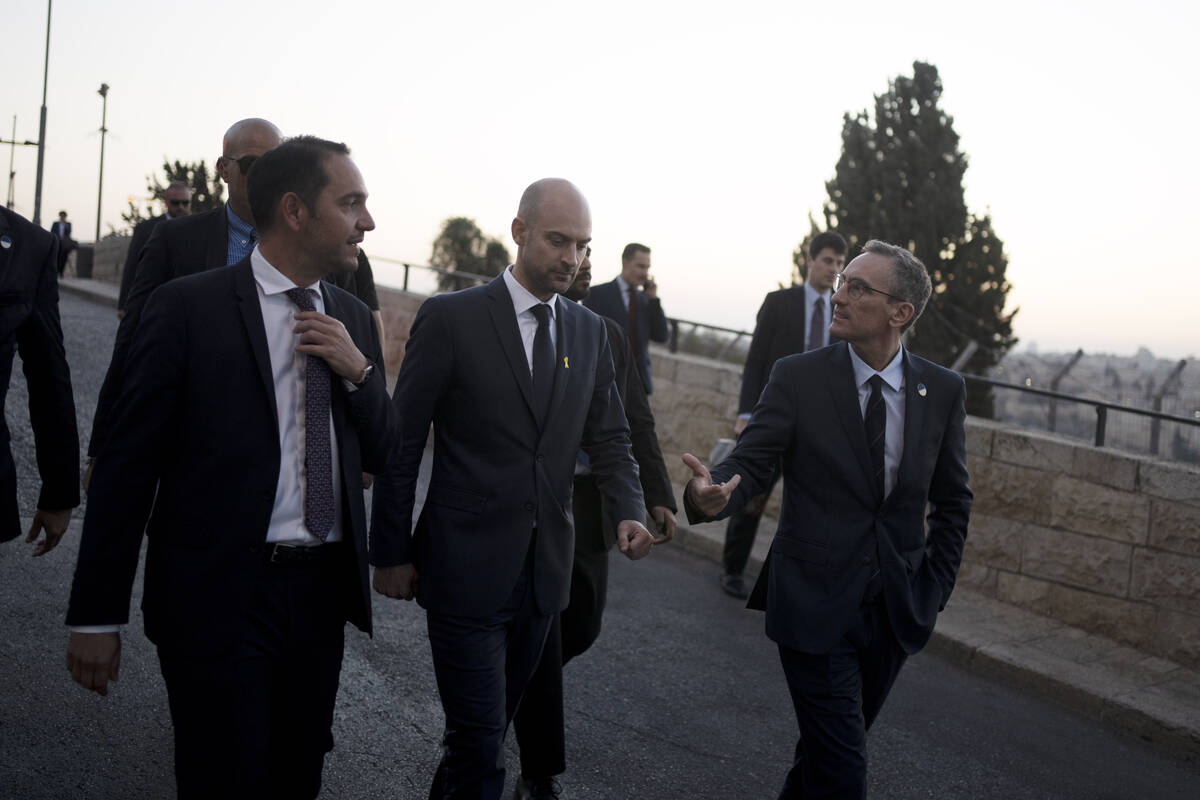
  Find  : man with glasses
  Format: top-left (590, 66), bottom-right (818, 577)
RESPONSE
top-left (682, 240), bottom-right (972, 798)
top-left (88, 118), bottom-right (283, 475)
top-left (117, 181), bottom-right (193, 316)
top-left (720, 231), bottom-right (846, 599)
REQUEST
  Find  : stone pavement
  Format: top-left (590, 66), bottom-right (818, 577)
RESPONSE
top-left (56, 274), bottom-right (1200, 767)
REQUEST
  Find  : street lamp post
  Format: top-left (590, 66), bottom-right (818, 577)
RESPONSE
top-left (32, 0), bottom-right (52, 226)
top-left (94, 83), bottom-right (109, 244)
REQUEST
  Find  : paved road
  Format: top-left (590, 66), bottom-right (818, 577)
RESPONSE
top-left (2, 291), bottom-right (1198, 798)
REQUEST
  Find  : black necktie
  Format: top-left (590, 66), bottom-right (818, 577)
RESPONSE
top-left (627, 286), bottom-right (641, 360)
top-left (807, 297), bottom-right (824, 352)
top-left (865, 375), bottom-right (886, 499)
top-left (531, 303), bottom-right (554, 427)
top-left (285, 287), bottom-right (335, 540)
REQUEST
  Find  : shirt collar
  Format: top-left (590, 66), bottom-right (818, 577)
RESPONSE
top-left (848, 344), bottom-right (905, 393)
top-left (226, 203), bottom-right (254, 238)
top-left (803, 281), bottom-right (832, 307)
top-left (503, 265), bottom-right (558, 319)
top-left (615, 274), bottom-right (632, 294)
top-left (250, 247), bottom-right (322, 298)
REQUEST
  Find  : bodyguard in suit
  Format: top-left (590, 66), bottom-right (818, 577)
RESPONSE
top-left (684, 240), bottom-right (972, 798)
top-left (511, 248), bottom-right (678, 799)
top-left (371, 178), bottom-right (655, 800)
top-left (65, 136), bottom-right (394, 799)
top-left (0, 207), bottom-right (79, 555)
top-left (720, 231), bottom-right (846, 599)
top-left (582, 242), bottom-right (668, 393)
top-left (49, 210), bottom-right (75, 276)
top-left (88, 118), bottom-right (282, 466)
top-left (116, 180), bottom-right (192, 314)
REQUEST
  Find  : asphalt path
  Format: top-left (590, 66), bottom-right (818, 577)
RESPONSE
top-left (2, 291), bottom-right (1198, 798)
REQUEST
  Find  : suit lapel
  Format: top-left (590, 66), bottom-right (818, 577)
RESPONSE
top-left (232, 258), bottom-right (278, 425)
top-left (546, 300), bottom-right (574, 428)
top-left (485, 276), bottom-right (538, 424)
top-left (825, 343), bottom-right (879, 507)
top-left (891, 351), bottom-right (927, 502)
top-left (206, 207), bottom-right (230, 269)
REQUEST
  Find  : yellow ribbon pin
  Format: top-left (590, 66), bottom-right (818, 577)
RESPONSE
top-left (563, 356), bottom-right (569, 368)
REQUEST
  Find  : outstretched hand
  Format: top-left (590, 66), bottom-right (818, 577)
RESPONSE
top-left (681, 453), bottom-right (741, 517)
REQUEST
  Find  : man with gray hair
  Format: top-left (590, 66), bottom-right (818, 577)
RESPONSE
top-left (682, 239), bottom-right (971, 797)
top-left (117, 180), bottom-right (193, 314)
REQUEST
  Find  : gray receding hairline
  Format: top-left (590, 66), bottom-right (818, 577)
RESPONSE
top-left (222, 118), bottom-right (283, 155)
top-left (861, 239), bottom-right (932, 331)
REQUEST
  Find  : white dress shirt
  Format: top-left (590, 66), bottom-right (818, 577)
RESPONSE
top-left (848, 345), bottom-right (906, 499)
top-left (251, 247), bottom-right (344, 544)
top-left (503, 266), bottom-right (558, 372)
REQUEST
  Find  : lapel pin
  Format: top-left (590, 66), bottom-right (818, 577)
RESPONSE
top-left (563, 356), bottom-right (569, 369)
top-left (917, 383), bottom-right (927, 397)
top-left (0, 235), bottom-right (10, 250)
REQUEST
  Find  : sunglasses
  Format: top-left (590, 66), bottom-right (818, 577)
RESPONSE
top-left (222, 154), bottom-right (258, 174)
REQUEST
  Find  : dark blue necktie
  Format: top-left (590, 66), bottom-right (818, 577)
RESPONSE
top-left (530, 303), bottom-right (554, 428)
top-left (285, 287), bottom-right (335, 540)
top-left (865, 375), bottom-right (886, 499)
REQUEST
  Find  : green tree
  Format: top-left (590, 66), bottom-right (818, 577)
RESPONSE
top-left (121, 159), bottom-right (225, 229)
top-left (821, 61), bottom-right (1017, 417)
top-left (430, 216), bottom-right (511, 291)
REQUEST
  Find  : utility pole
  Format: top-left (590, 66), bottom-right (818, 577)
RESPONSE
top-left (2, 117), bottom-right (38, 210)
top-left (94, 83), bottom-right (109, 243)
top-left (32, 0), bottom-right (52, 226)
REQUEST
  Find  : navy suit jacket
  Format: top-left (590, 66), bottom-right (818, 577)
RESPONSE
top-left (582, 278), bottom-right (668, 394)
top-left (687, 342), bottom-right (972, 656)
top-left (370, 275), bottom-right (644, 618)
top-left (67, 258), bottom-right (395, 654)
top-left (0, 209), bottom-right (79, 541)
top-left (738, 284), bottom-right (839, 415)
top-left (117, 213), bottom-right (168, 311)
top-left (90, 206), bottom-right (230, 457)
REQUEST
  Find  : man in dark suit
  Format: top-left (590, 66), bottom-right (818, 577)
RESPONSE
top-left (0, 207), bottom-right (79, 555)
top-left (511, 247), bottom-right (677, 799)
top-left (65, 137), bottom-right (394, 799)
top-left (582, 242), bottom-right (668, 393)
top-left (87, 118), bottom-right (283, 468)
top-left (49, 210), bottom-right (75, 276)
top-left (116, 181), bottom-right (192, 314)
top-left (684, 240), bottom-right (972, 798)
top-left (371, 178), bottom-right (655, 800)
top-left (720, 231), bottom-right (846, 599)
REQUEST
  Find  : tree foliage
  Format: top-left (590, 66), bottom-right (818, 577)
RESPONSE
top-left (121, 159), bottom-right (224, 229)
top-left (820, 61), bottom-right (1017, 416)
top-left (430, 216), bottom-right (511, 291)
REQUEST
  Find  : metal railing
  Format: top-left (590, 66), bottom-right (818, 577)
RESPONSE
top-left (665, 318), bottom-right (753, 360)
top-left (960, 372), bottom-right (1200, 449)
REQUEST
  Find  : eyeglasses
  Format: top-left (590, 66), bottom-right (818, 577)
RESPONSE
top-left (222, 154), bottom-right (258, 174)
top-left (833, 272), bottom-right (906, 303)
top-left (167, 199), bottom-right (191, 208)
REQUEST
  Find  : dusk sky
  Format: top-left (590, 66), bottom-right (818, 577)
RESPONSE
top-left (3, 0), bottom-right (1196, 359)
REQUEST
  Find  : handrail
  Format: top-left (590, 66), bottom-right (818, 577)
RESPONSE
top-left (958, 372), bottom-right (1200, 447)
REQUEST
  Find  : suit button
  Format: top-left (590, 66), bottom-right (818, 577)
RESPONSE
top-left (862, 556), bottom-right (872, 565)
top-left (524, 501), bottom-right (535, 512)
top-left (536, 454), bottom-right (544, 463)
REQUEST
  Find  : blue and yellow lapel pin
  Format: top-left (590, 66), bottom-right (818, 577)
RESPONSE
top-left (563, 356), bottom-right (569, 369)
top-left (917, 383), bottom-right (927, 397)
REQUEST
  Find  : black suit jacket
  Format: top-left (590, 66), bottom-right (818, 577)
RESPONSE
top-left (582, 278), bottom-right (668, 394)
top-left (738, 285), bottom-right (838, 415)
top-left (0, 209), bottom-right (80, 540)
top-left (117, 213), bottom-right (167, 310)
top-left (89, 206), bottom-right (230, 457)
top-left (370, 275), bottom-right (644, 618)
top-left (594, 314), bottom-right (675, 544)
top-left (687, 343), bottom-right (972, 656)
top-left (67, 258), bottom-right (394, 654)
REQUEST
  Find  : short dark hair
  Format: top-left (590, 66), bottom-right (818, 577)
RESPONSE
top-left (247, 135), bottom-right (350, 233)
top-left (861, 239), bottom-right (932, 331)
top-left (808, 231), bottom-right (847, 260)
top-left (622, 242), bottom-right (650, 262)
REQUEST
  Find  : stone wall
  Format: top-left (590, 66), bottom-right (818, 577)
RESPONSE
top-left (378, 292), bottom-right (1200, 670)
top-left (89, 235), bottom-right (129, 281)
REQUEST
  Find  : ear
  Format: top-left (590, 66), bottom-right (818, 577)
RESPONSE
top-left (216, 156), bottom-right (232, 185)
top-left (890, 301), bottom-right (915, 330)
top-left (279, 192), bottom-right (306, 233)
top-left (511, 216), bottom-right (526, 247)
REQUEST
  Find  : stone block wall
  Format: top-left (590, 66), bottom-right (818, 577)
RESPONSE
top-left (91, 236), bottom-right (129, 281)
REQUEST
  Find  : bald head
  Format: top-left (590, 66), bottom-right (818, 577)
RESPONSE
top-left (219, 118), bottom-right (283, 221)
top-left (516, 178), bottom-right (589, 229)
top-left (511, 178), bottom-right (592, 301)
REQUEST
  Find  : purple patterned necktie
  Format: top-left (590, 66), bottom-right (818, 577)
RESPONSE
top-left (285, 287), bottom-right (335, 541)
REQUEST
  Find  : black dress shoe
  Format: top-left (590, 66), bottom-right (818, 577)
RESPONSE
top-left (513, 774), bottom-right (561, 799)
top-left (720, 573), bottom-right (749, 599)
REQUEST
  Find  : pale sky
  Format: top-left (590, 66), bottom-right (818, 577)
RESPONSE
top-left (3, 0), bottom-right (1197, 359)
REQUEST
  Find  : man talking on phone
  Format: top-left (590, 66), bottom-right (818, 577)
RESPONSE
top-left (582, 242), bottom-right (668, 394)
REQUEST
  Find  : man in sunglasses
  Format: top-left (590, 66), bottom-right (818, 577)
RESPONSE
top-left (683, 240), bottom-right (972, 798)
top-left (116, 181), bottom-right (193, 316)
top-left (88, 118), bottom-right (283, 476)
